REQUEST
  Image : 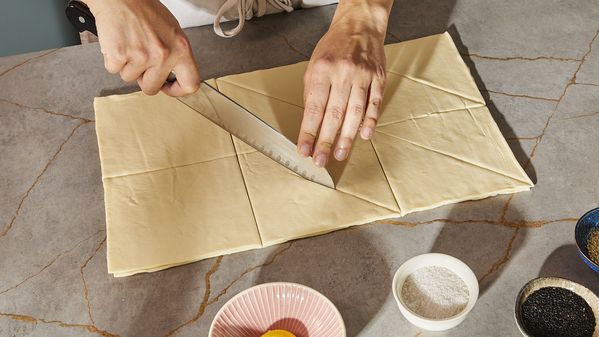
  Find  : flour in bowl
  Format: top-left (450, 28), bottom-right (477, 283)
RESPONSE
top-left (400, 265), bottom-right (469, 319)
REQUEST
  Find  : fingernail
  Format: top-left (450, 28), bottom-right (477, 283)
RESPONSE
top-left (299, 143), bottom-right (311, 157)
top-left (334, 148), bottom-right (348, 161)
top-left (315, 153), bottom-right (327, 167)
top-left (361, 127), bottom-right (373, 140)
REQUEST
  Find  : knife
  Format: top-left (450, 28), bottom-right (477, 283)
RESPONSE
top-left (65, 0), bottom-right (334, 188)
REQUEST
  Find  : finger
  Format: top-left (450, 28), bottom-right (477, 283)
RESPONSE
top-left (361, 68), bottom-right (385, 140)
top-left (138, 65), bottom-right (172, 95)
top-left (103, 52), bottom-right (126, 74)
top-left (119, 61), bottom-right (147, 83)
top-left (161, 59), bottom-right (201, 97)
top-left (313, 83), bottom-right (351, 167)
top-left (334, 85), bottom-right (368, 161)
top-left (298, 78), bottom-right (330, 158)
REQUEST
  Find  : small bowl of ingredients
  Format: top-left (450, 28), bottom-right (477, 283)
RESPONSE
top-left (575, 207), bottom-right (599, 273)
top-left (392, 253), bottom-right (479, 331)
top-left (209, 282), bottom-right (345, 337)
top-left (515, 277), bottom-right (599, 337)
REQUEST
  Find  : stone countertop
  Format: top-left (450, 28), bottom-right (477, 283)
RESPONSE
top-left (2, 2), bottom-right (599, 336)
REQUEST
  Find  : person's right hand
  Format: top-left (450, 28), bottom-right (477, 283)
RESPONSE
top-left (86, 0), bottom-right (201, 96)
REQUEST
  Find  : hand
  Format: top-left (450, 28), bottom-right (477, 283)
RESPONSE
top-left (86, 0), bottom-right (201, 96)
top-left (298, 0), bottom-right (392, 167)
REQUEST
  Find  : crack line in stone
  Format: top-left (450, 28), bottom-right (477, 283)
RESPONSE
top-left (0, 230), bottom-right (104, 295)
top-left (506, 218), bottom-right (578, 228)
top-left (375, 218), bottom-right (499, 227)
top-left (0, 121), bottom-right (90, 238)
top-left (255, 23), bottom-right (311, 59)
top-left (465, 52), bottom-right (582, 63)
top-left (207, 243), bottom-right (293, 305)
top-left (500, 27), bottom-right (599, 220)
top-left (386, 30), bottom-right (401, 42)
top-left (561, 111), bottom-right (599, 120)
top-left (478, 228), bottom-right (520, 283)
top-left (575, 82), bottom-right (599, 88)
top-left (483, 89), bottom-right (560, 102)
top-left (0, 98), bottom-right (94, 122)
top-left (0, 48), bottom-right (60, 77)
top-left (0, 312), bottom-right (121, 337)
top-left (80, 236), bottom-right (107, 325)
top-left (164, 243), bottom-right (293, 336)
top-left (164, 256), bottom-right (223, 337)
top-left (375, 217), bottom-right (577, 229)
top-left (506, 135), bottom-right (541, 141)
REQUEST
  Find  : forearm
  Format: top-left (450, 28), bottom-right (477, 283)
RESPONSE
top-left (331, 0), bottom-right (394, 37)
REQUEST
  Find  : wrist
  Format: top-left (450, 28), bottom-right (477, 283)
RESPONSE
top-left (332, 0), bottom-right (392, 38)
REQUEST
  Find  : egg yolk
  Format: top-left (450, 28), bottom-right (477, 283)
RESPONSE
top-left (260, 329), bottom-right (297, 337)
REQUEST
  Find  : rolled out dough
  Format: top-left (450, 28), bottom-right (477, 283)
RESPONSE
top-left (94, 32), bottom-right (533, 277)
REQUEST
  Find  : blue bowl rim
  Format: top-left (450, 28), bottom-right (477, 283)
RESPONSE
top-left (575, 206), bottom-right (599, 270)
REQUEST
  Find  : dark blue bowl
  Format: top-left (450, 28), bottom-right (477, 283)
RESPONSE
top-left (575, 207), bottom-right (599, 273)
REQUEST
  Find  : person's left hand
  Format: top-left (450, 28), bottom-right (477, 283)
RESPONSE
top-left (298, 1), bottom-right (391, 167)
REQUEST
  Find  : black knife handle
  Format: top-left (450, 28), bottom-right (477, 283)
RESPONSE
top-left (65, 0), bottom-right (97, 36)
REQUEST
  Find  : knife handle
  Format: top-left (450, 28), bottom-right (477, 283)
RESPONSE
top-left (65, 0), bottom-right (97, 36)
top-left (64, 0), bottom-right (177, 83)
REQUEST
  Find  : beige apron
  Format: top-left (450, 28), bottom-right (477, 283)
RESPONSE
top-left (161, 0), bottom-right (338, 37)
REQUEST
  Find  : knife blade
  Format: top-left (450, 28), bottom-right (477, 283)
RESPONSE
top-left (66, 0), bottom-right (334, 188)
top-left (178, 83), bottom-right (334, 188)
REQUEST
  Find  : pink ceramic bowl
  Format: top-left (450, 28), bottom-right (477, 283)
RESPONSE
top-left (209, 282), bottom-right (346, 337)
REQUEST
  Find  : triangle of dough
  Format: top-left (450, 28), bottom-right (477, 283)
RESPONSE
top-left (385, 32), bottom-right (485, 105)
top-left (215, 79), bottom-right (304, 142)
top-left (371, 130), bottom-right (531, 215)
top-left (233, 137), bottom-right (399, 246)
top-left (379, 71), bottom-right (484, 126)
top-left (375, 107), bottom-right (533, 186)
top-left (216, 62), bottom-right (307, 108)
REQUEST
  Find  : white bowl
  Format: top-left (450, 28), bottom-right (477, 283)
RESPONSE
top-left (392, 253), bottom-right (479, 331)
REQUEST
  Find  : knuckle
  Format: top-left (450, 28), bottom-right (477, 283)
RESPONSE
top-left (305, 103), bottom-right (325, 118)
top-left (154, 45), bottom-right (170, 63)
top-left (351, 103), bottom-right (365, 116)
top-left (369, 97), bottom-right (383, 108)
top-left (338, 135), bottom-right (355, 145)
top-left (120, 72), bottom-right (135, 82)
top-left (326, 105), bottom-right (344, 122)
top-left (301, 130), bottom-right (317, 139)
top-left (120, 74), bottom-right (133, 82)
top-left (182, 80), bottom-right (201, 95)
top-left (339, 56), bottom-right (356, 68)
top-left (113, 49), bottom-right (127, 62)
top-left (313, 57), bottom-right (333, 71)
top-left (173, 34), bottom-right (191, 52)
top-left (316, 141), bottom-right (333, 150)
top-left (134, 50), bottom-right (149, 64)
top-left (104, 62), bottom-right (120, 74)
top-left (364, 116), bottom-right (378, 125)
top-left (142, 85), bottom-right (160, 96)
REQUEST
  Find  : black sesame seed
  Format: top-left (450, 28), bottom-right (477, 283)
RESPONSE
top-left (521, 287), bottom-right (595, 337)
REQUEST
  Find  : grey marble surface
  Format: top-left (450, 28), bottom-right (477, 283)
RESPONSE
top-left (1, 1), bottom-right (599, 336)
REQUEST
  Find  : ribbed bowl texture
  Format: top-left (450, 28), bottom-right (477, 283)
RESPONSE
top-left (209, 282), bottom-right (346, 337)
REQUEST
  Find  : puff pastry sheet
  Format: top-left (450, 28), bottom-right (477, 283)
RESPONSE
top-left (94, 32), bottom-right (533, 276)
